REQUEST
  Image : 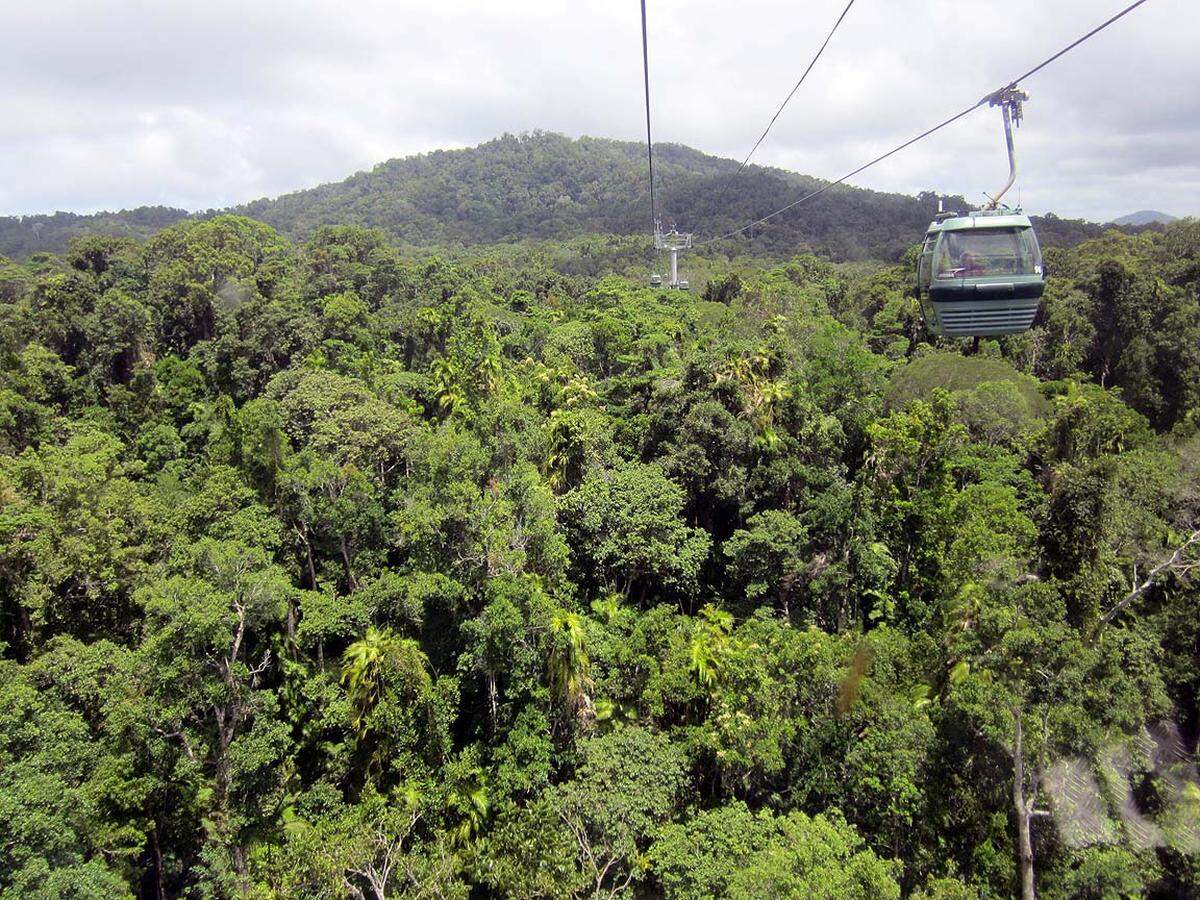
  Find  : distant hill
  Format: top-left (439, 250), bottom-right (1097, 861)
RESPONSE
top-left (0, 206), bottom-right (190, 260)
top-left (0, 132), bottom-right (1134, 261)
top-left (1111, 209), bottom-right (1178, 226)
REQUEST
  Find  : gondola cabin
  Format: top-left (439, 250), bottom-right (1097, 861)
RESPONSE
top-left (916, 209), bottom-right (1044, 337)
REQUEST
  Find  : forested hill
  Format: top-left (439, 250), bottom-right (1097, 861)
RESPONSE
top-left (0, 205), bottom-right (191, 261)
top-left (230, 132), bottom-right (954, 259)
top-left (0, 132), bottom-right (1132, 260)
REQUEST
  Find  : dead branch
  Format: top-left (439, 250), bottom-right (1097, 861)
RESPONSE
top-left (1100, 529), bottom-right (1200, 625)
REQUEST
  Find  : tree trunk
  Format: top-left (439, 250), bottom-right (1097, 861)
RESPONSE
top-left (340, 538), bottom-right (358, 591)
top-left (286, 594), bottom-right (297, 643)
top-left (1012, 707), bottom-right (1036, 900)
top-left (152, 823), bottom-right (165, 900)
top-left (298, 524), bottom-right (319, 591)
top-left (487, 672), bottom-right (498, 733)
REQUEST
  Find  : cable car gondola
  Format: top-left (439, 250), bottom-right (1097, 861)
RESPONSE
top-left (916, 86), bottom-right (1045, 337)
top-left (916, 208), bottom-right (1044, 336)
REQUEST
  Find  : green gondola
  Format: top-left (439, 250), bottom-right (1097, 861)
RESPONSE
top-left (915, 85), bottom-right (1045, 337)
top-left (916, 208), bottom-right (1044, 336)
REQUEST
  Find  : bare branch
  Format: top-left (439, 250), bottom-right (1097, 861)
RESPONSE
top-left (1100, 529), bottom-right (1200, 626)
top-left (248, 649), bottom-right (272, 686)
top-left (154, 726), bottom-right (198, 763)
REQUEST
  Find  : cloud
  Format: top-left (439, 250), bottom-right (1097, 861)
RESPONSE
top-left (1, 0), bottom-right (1194, 222)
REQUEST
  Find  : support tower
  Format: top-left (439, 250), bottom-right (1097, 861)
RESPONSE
top-left (653, 225), bottom-right (693, 290)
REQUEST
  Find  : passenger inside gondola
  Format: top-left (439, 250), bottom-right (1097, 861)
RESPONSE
top-left (936, 228), bottom-right (1040, 279)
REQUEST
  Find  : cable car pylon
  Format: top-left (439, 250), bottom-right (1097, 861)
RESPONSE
top-left (653, 222), bottom-right (692, 290)
top-left (639, 1), bottom-right (692, 291)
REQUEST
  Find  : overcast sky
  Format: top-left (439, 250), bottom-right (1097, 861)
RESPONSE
top-left (2, 0), bottom-right (1194, 223)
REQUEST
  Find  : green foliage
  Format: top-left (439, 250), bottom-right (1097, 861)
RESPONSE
top-left (560, 461), bottom-right (711, 607)
top-left (724, 509), bottom-right (808, 616)
top-left (652, 803), bottom-right (901, 899)
top-left (0, 210), bottom-right (1197, 898)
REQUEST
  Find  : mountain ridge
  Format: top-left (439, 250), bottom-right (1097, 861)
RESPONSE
top-left (1111, 209), bottom-right (1178, 226)
top-left (0, 131), bottom-right (1147, 261)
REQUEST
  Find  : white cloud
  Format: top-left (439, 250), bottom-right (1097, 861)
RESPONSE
top-left (1, 0), bottom-right (1194, 222)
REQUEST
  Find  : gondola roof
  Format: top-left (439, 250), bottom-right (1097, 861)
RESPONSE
top-left (926, 210), bottom-right (1034, 234)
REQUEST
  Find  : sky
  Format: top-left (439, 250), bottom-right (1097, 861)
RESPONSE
top-left (1, 0), bottom-right (1195, 223)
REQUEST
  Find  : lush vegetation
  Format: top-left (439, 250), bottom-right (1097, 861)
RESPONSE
top-left (0, 133), bottom-right (1141, 261)
top-left (1, 213), bottom-right (1198, 899)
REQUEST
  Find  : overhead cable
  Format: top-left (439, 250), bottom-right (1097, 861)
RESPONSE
top-left (640, 0), bottom-right (659, 230)
top-left (735, 0), bottom-right (856, 176)
top-left (700, 0), bottom-right (1152, 245)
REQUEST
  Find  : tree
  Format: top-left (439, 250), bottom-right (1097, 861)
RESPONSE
top-left (340, 626), bottom-right (452, 788)
top-left (559, 462), bottom-right (711, 608)
top-left (0, 426), bottom-right (152, 646)
top-left (552, 726), bottom-right (685, 897)
top-left (546, 608), bottom-right (593, 724)
top-left (723, 509), bottom-right (808, 618)
top-left (343, 627), bottom-right (427, 731)
top-left (651, 803), bottom-right (901, 899)
top-left (0, 651), bottom-right (143, 898)
top-left (132, 538), bottom-right (293, 891)
top-left (254, 787), bottom-right (468, 899)
top-left (943, 578), bottom-right (1170, 899)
